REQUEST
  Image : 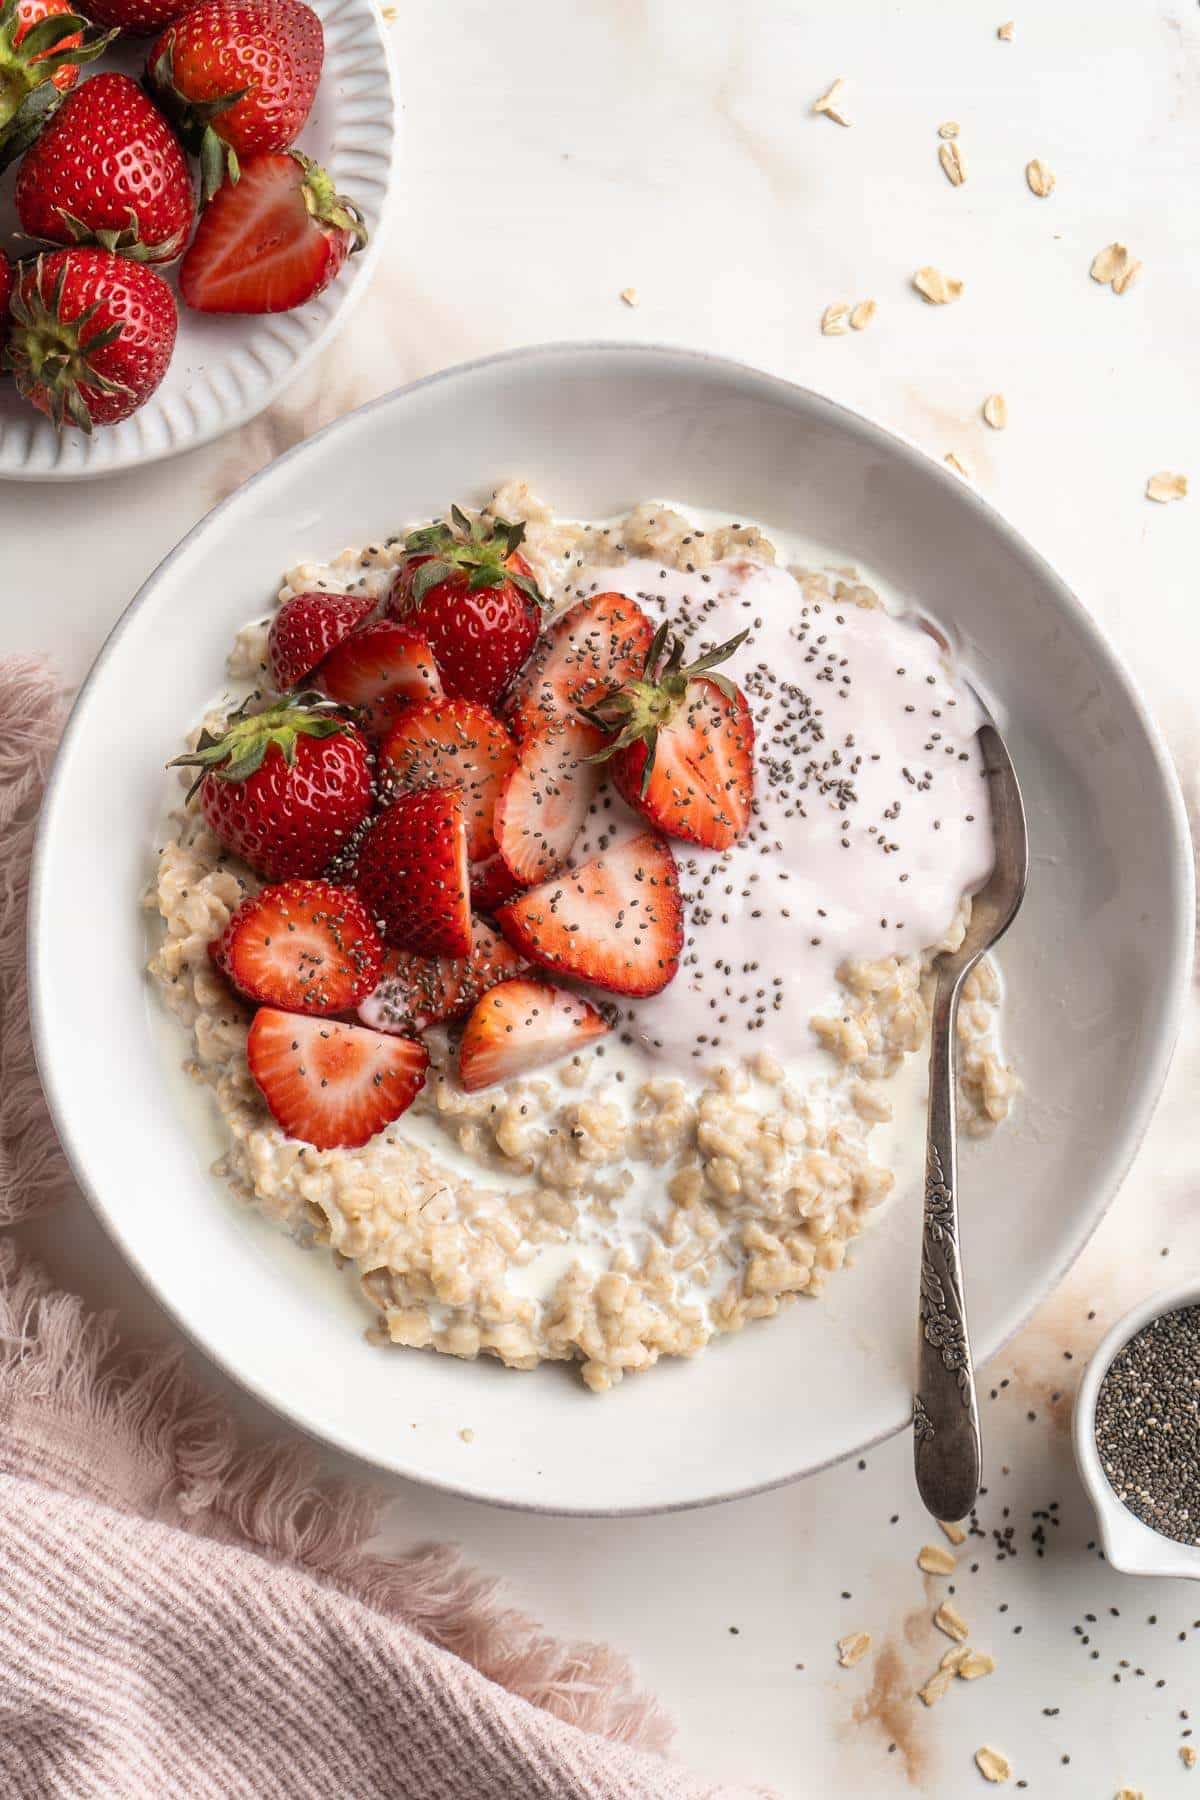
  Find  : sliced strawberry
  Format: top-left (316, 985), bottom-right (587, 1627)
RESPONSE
top-left (356, 786), bottom-right (471, 957)
top-left (496, 829), bottom-right (682, 998)
top-left (317, 618), bottom-right (443, 740)
top-left (357, 916), bottom-right (526, 1036)
top-left (246, 1008), bottom-right (427, 1150)
top-left (267, 590), bottom-right (375, 693)
top-left (211, 879), bottom-right (382, 1015)
top-left (459, 978), bottom-right (609, 1092)
top-left (588, 624), bottom-right (755, 851)
top-left (506, 592), bottom-right (654, 739)
top-left (493, 718), bottom-right (605, 885)
top-left (469, 850), bottom-right (526, 913)
top-left (378, 698), bottom-right (515, 862)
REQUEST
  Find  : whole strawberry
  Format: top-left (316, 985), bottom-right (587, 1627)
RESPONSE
top-left (180, 152), bottom-right (366, 314)
top-left (147, 0), bottom-right (323, 200)
top-left (0, 0), bottom-right (112, 169)
top-left (170, 696), bottom-right (373, 881)
top-left (16, 74), bottom-right (195, 263)
top-left (390, 507), bottom-right (546, 709)
top-left (6, 249), bottom-right (176, 432)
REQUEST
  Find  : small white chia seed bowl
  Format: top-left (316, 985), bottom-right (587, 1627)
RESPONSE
top-left (1074, 1280), bottom-right (1200, 1580)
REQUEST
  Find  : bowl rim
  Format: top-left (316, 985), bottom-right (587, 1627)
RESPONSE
top-left (28, 341), bottom-right (1197, 1513)
top-left (1073, 1281), bottom-right (1200, 1579)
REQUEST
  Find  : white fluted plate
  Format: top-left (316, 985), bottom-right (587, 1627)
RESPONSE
top-left (0, 0), bottom-right (398, 479)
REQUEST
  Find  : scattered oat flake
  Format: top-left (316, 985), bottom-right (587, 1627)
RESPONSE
top-left (837, 1632), bottom-right (872, 1667)
top-left (380, 3), bottom-right (397, 16)
top-left (944, 452), bottom-right (971, 479)
top-left (814, 78), bottom-right (850, 126)
top-left (913, 267), bottom-right (963, 305)
top-left (1147, 471), bottom-right (1188, 503)
top-left (959, 1650), bottom-right (996, 1681)
top-left (940, 1645), bottom-right (971, 1673)
top-left (1183, 1745), bottom-right (1198, 1769)
top-left (997, 20), bottom-right (1014, 39)
top-left (1090, 242), bottom-right (1129, 285)
top-left (1025, 158), bottom-right (1054, 197)
top-left (939, 141), bottom-right (967, 186)
top-left (938, 1518), bottom-right (967, 1545)
top-left (976, 1746), bottom-right (1012, 1783)
top-left (459, 1427), bottom-right (475, 1443)
top-left (619, 287), bottom-right (639, 308)
top-left (935, 1601), bottom-right (970, 1642)
top-left (983, 393), bottom-right (1007, 430)
top-left (821, 303), bottom-right (851, 336)
top-left (849, 299), bottom-right (877, 331)
top-left (918, 1669), bottom-right (955, 1707)
top-left (1116, 1790), bottom-right (1146, 1800)
top-left (938, 121), bottom-right (960, 139)
top-left (1113, 256), bottom-right (1142, 295)
top-left (918, 1543), bottom-right (957, 1574)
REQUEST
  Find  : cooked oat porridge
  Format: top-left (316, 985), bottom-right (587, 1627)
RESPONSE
top-left (147, 485), bottom-right (1016, 1392)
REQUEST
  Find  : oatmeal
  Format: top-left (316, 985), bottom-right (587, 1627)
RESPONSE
top-left (147, 489), bottom-right (1016, 1391)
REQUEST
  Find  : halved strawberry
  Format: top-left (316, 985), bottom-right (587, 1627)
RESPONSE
top-left (586, 624), bottom-right (754, 851)
top-left (458, 978), bottom-right (609, 1092)
top-left (496, 829), bottom-right (682, 997)
top-left (356, 785), bottom-right (471, 957)
top-left (246, 1008), bottom-right (427, 1150)
top-left (469, 850), bottom-right (526, 913)
top-left (378, 698), bottom-right (515, 862)
top-left (505, 591), bottom-right (654, 739)
top-left (211, 878), bottom-right (382, 1015)
top-left (267, 590), bottom-right (374, 693)
top-left (317, 618), bottom-right (442, 740)
top-left (493, 718), bottom-right (605, 884)
top-left (179, 151), bottom-right (364, 310)
top-left (357, 915), bottom-right (525, 1036)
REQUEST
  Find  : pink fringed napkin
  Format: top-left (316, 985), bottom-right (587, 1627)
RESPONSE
top-left (0, 656), bottom-right (761, 1800)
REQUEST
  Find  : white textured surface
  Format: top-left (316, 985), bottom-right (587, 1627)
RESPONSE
top-left (0, 0), bottom-right (398, 477)
top-left (7, 0), bottom-right (1200, 1793)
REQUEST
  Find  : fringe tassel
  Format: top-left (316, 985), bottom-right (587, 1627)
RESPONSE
top-left (0, 656), bottom-right (71, 1227)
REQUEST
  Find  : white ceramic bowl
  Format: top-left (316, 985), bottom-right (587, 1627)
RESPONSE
top-left (30, 344), bottom-right (1194, 1514)
top-left (0, 0), bottom-right (398, 480)
top-left (1074, 1283), bottom-right (1200, 1579)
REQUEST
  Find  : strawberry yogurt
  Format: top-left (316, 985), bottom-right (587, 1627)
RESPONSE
top-left (147, 487), bottom-right (1016, 1392)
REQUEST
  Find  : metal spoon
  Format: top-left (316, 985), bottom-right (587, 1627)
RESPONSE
top-left (913, 711), bottom-right (1029, 1524)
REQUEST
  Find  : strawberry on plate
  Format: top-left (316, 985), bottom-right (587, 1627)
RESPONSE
top-left (458, 978), bottom-right (609, 1093)
top-left (147, 0), bottom-right (324, 199)
top-left (71, 0), bottom-right (192, 36)
top-left (356, 785), bottom-right (472, 958)
top-left (493, 717), bottom-right (605, 885)
top-left (378, 697), bottom-right (515, 863)
top-left (212, 878), bottom-right (382, 1015)
top-left (247, 1008), bottom-right (427, 1150)
top-left (505, 590), bottom-right (654, 739)
top-left (496, 829), bottom-right (682, 998)
top-left (585, 623), bottom-right (754, 851)
top-left (180, 151), bottom-right (366, 314)
top-left (171, 696), bottom-right (372, 881)
top-left (358, 916), bottom-right (525, 1037)
top-left (317, 618), bottom-right (442, 740)
top-left (15, 74), bottom-right (195, 263)
top-left (0, 0), bottom-right (112, 171)
top-left (6, 249), bottom-right (176, 432)
top-left (389, 507), bottom-right (545, 709)
top-left (267, 589), bottom-right (375, 693)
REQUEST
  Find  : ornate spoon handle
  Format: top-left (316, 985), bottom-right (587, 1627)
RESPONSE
top-left (913, 965), bottom-right (982, 1524)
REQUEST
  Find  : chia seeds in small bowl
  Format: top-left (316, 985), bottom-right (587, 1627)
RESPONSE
top-left (1075, 1283), bottom-right (1200, 1580)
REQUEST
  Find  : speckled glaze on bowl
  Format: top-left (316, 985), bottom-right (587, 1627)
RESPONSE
top-left (0, 0), bottom-right (399, 481)
top-left (29, 344), bottom-right (1194, 1513)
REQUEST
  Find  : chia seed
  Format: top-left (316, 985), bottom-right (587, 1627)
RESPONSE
top-left (1094, 1304), bottom-right (1200, 1544)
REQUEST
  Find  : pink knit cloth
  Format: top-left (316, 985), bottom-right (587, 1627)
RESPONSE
top-left (0, 657), bottom-right (760, 1800)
